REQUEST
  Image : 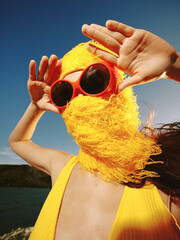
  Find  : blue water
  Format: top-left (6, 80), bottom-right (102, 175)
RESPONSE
top-left (0, 187), bottom-right (50, 236)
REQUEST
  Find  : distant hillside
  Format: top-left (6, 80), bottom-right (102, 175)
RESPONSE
top-left (0, 165), bottom-right (51, 188)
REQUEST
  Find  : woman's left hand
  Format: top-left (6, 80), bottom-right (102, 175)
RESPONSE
top-left (82, 20), bottom-right (178, 92)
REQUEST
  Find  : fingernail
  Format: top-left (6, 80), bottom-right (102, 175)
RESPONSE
top-left (82, 24), bottom-right (88, 31)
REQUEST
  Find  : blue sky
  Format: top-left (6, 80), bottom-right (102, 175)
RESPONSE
top-left (0, 0), bottom-right (180, 164)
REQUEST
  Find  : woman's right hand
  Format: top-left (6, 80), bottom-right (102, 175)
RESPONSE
top-left (27, 55), bottom-right (61, 113)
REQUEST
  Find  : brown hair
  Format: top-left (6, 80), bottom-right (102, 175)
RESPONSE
top-left (126, 122), bottom-right (180, 203)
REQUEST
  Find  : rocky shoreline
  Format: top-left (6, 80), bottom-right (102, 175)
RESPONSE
top-left (0, 227), bottom-right (33, 240)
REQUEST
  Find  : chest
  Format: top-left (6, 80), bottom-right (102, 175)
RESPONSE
top-left (54, 166), bottom-right (124, 240)
top-left (52, 164), bottom-right (179, 240)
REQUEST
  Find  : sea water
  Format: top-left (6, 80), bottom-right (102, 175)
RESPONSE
top-left (0, 187), bottom-right (50, 236)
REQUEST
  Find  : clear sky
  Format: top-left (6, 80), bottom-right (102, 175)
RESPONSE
top-left (0, 0), bottom-right (180, 164)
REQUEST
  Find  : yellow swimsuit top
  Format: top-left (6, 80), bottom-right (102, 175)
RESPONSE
top-left (29, 156), bottom-right (180, 240)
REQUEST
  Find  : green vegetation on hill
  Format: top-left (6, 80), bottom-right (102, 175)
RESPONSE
top-left (0, 165), bottom-right (51, 188)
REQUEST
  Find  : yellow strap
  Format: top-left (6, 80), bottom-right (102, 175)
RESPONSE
top-left (29, 156), bottom-right (78, 240)
top-left (108, 184), bottom-right (180, 240)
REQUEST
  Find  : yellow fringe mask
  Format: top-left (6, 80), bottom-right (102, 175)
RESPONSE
top-left (61, 41), bottom-right (161, 184)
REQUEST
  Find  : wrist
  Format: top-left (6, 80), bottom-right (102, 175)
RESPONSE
top-left (29, 102), bottom-right (45, 115)
top-left (166, 52), bottom-right (180, 82)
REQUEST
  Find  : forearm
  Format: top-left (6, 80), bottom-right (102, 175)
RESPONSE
top-left (9, 103), bottom-right (45, 146)
top-left (166, 52), bottom-right (180, 82)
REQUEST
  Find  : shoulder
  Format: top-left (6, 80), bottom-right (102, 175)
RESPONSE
top-left (49, 149), bottom-right (74, 186)
top-left (171, 197), bottom-right (180, 227)
top-left (158, 189), bottom-right (180, 226)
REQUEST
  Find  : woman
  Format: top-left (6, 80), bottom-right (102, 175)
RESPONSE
top-left (9, 20), bottom-right (180, 239)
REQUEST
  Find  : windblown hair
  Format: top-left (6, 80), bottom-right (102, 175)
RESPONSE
top-left (147, 122), bottom-right (180, 197)
top-left (127, 122), bottom-right (180, 200)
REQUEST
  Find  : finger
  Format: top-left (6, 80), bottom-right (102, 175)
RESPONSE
top-left (82, 24), bottom-right (120, 55)
top-left (49, 59), bottom-right (62, 86)
top-left (43, 85), bottom-right (51, 94)
top-left (86, 43), bottom-right (118, 66)
top-left (45, 102), bottom-right (61, 114)
top-left (106, 20), bottom-right (135, 37)
top-left (118, 74), bottom-right (143, 92)
top-left (29, 60), bottom-right (36, 81)
top-left (44, 55), bottom-right (58, 85)
top-left (90, 24), bottom-right (125, 44)
top-left (37, 56), bottom-right (49, 81)
top-left (43, 86), bottom-right (61, 114)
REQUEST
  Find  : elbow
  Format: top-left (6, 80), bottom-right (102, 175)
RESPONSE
top-left (8, 133), bottom-right (15, 150)
top-left (8, 133), bottom-right (22, 149)
top-left (9, 133), bottom-right (32, 145)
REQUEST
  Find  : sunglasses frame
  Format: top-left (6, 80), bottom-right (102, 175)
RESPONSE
top-left (50, 62), bottom-right (118, 111)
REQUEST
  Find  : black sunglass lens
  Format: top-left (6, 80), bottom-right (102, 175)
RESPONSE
top-left (80, 64), bottom-right (110, 94)
top-left (51, 81), bottom-right (73, 107)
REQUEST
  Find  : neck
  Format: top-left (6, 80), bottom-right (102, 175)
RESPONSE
top-left (77, 147), bottom-right (160, 185)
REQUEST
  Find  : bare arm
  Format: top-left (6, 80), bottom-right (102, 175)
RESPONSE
top-left (9, 55), bottom-right (72, 175)
top-left (82, 20), bottom-right (180, 91)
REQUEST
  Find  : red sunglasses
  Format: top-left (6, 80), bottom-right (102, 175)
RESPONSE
top-left (50, 62), bottom-right (118, 112)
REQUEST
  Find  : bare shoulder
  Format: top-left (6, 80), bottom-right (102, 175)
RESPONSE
top-left (49, 149), bottom-right (74, 186)
top-left (171, 198), bottom-right (180, 226)
top-left (158, 189), bottom-right (180, 226)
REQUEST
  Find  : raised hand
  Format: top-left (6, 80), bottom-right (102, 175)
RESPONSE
top-left (28, 55), bottom-right (61, 113)
top-left (82, 20), bottom-right (178, 91)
